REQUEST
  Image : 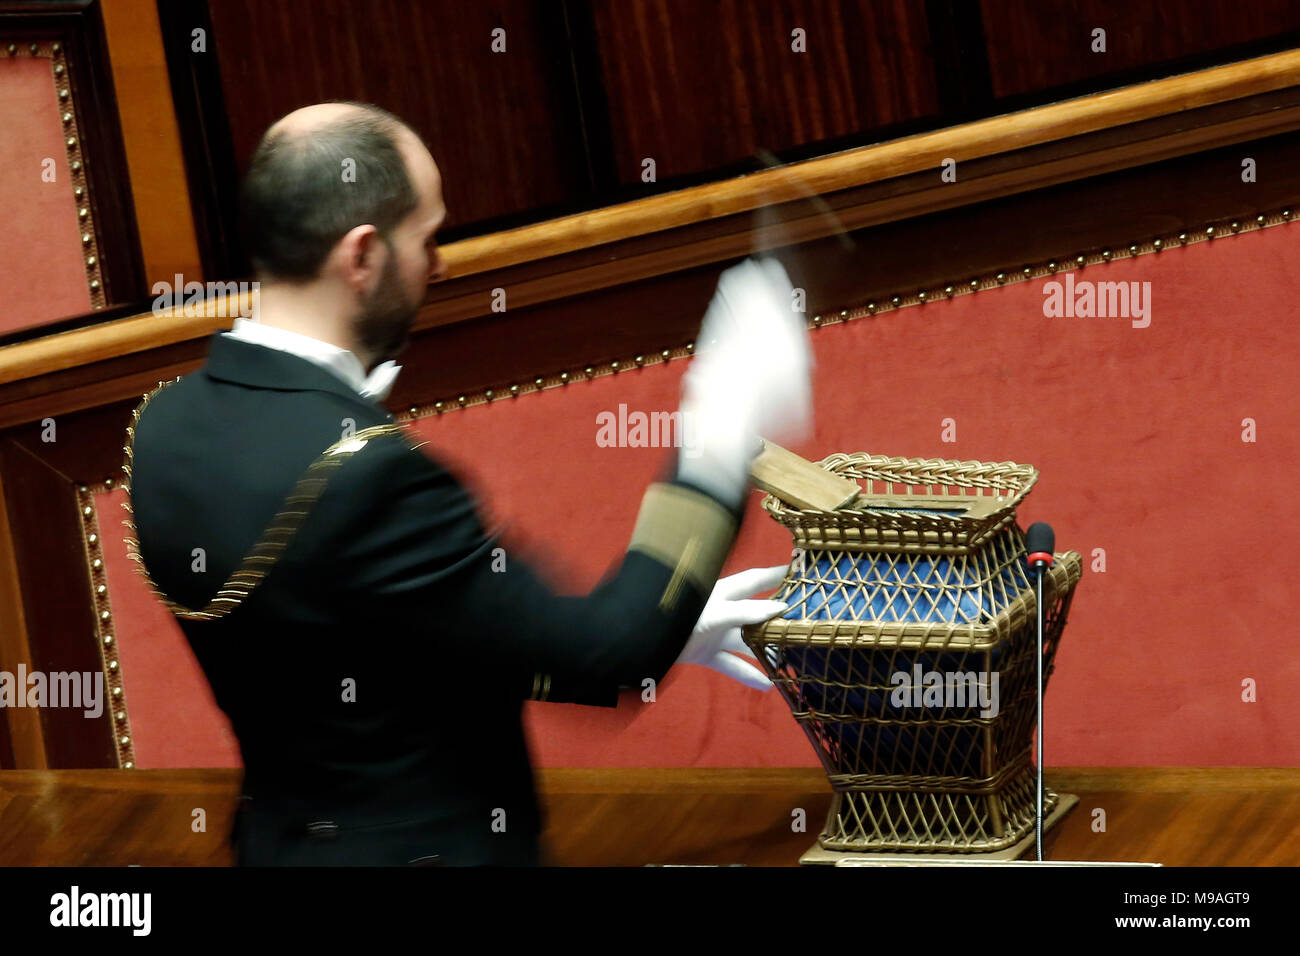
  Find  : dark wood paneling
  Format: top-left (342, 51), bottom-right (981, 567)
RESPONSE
top-left (982, 0), bottom-right (1300, 99)
top-left (156, 0), bottom-right (1300, 276)
top-left (925, 0), bottom-right (994, 121)
top-left (100, 0), bottom-right (203, 290)
top-left (0, 466), bottom-right (40, 769)
top-left (4, 398), bottom-right (135, 483)
top-left (203, 0), bottom-right (590, 237)
top-left (0, 710), bottom-right (11, 768)
top-left (0, 438), bottom-right (115, 768)
top-left (157, 0), bottom-right (243, 280)
top-left (589, 0), bottom-right (943, 185)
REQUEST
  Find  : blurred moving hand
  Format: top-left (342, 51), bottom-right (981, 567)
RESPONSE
top-left (677, 257), bottom-right (814, 508)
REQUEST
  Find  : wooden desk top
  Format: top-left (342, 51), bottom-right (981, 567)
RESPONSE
top-left (1, 767), bottom-right (1296, 866)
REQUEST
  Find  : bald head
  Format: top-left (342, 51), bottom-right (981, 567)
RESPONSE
top-left (237, 102), bottom-right (448, 368)
top-left (270, 101), bottom-right (380, 136)
top-left (240, 101), bottom-right (437, 281)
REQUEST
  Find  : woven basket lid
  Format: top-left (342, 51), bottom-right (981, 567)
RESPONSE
top-left (761, 451), bottom-right (1039, 555)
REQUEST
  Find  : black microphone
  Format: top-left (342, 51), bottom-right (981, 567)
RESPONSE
top-left (1026, 522), bottom-right (1055, 570)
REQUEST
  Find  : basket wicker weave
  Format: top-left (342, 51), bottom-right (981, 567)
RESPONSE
top-left (743, 451), bottom-right (1082, 858)
top-left (761, 452), bottom-right (1039, 555)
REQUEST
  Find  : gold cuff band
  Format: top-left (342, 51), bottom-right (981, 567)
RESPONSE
top-left (628, 483), bottom-right (737, 609)
top-left (529, 673), bottom-right (552, 701)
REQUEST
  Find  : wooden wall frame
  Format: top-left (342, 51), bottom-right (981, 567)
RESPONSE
top-left (0, 0), bottom-right (202, 341)
top-left (0, 0), bottom-right (147, 332)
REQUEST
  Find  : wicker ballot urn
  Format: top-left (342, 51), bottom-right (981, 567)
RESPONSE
top-left (743, 450), bottom-right (1082, 863)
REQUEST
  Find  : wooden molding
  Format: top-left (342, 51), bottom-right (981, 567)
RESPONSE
top-left (0, 466), bottom-right (45, 769)
top-left (0, 436), bottom-right (117, 768)
top-left (0, 0), bottom-right (147, 323)
top-left (99, 0), bottom-right (201, 288)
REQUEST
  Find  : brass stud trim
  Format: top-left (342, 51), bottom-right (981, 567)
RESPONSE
top-left (77, 484), bottom-right (136, 769)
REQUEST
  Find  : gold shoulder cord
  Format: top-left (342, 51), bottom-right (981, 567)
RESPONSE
top-left (121, 380), bottom-right (410, 621)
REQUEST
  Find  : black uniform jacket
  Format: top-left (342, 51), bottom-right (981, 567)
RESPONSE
top-left (125, 332), bottom-right (740, 865)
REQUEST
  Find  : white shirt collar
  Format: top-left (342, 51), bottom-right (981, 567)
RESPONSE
top-left (222, 317), bottom-right (401, 401)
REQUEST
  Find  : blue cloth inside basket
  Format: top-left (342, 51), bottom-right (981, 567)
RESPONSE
top-left (783, 554), bottom-right (985, 623)
top-left (771, 551), bottom-right (1029, 777)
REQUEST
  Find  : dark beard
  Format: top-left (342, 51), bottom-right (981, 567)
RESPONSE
top-left (354, 244), bottom-right (420, 365)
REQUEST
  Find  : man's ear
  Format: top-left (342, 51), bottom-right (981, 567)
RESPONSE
top-left (333, 223), bottom-right (382, 293)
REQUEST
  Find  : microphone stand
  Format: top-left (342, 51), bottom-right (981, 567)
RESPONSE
top-left (1024, 521), bottom-right (1055, 862)
top-left (1034, 561), bottom-right (1045, 862)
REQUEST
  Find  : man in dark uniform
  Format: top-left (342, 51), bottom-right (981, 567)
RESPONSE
top-left (125, 103), bottom-right (812, 865)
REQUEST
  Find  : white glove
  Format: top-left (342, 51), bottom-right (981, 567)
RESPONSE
top-left (675, 565), bottom-right (789, 690)
top-left (678, 257), bottom-right (814, 508)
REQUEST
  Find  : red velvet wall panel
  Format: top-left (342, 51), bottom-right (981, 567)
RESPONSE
top-left (0, 56), bottom-right (91, 332)
top-left (96, 221), bottom-right (1299, 768)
